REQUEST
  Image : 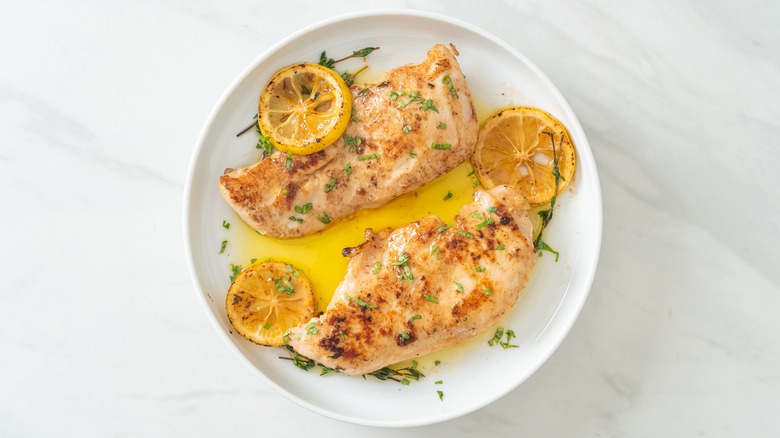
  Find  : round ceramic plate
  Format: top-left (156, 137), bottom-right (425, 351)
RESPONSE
top-left (184, 9), bottom-right (602, 427)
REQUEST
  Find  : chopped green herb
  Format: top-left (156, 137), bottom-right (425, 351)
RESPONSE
top-left (282, 330), bottom-right (291, 344)
top-left (222, 220), bottom-right (230, 229)
top-left (389, 90), bottom-right (404, 100)
top-left (351, 108), bottom-right (360, 122)
top-left (372, 262), bottom-right (383, 274)
top-left (536, 239), bottom-right (560, 261)
top-left (408, 315), bottom-right (421, 322)
top-left (343, 134), bottom-right (361, 146)
top-left (324, 177), bottom-right (337, 193)
top-left (467, 168), bottom-right (476, 177)
top-left (400, 331), bottom-right (410, 340)
top-left (284, 151), bottom-right (292, 170)
top-left (317, 213), bottom-right (331, 224)
top-left (438, 122), bottom-right (447, 129)
top-left (294, 203), bottom-right (313, 214)
top-left (437, 390), bottom-right (444, 401)
top-left (474, 180), bottom-right (481, 187)
top-left (219, 240), bottom-right (227, 254)
top-left (443, 191), bottom-right (453, 201)
top-left (496, 244), bottom-right (506, 250)
top-left (434, 360), bottom-right (441, 366)
top-left (430, 245), bottom-right (439, 259)
top-left (421, 99), bottom-right (438, 112)
top-left (284, 264), bottom-right (300, 280)
top-left (305, 321), bottom-right (318, 335)
top-left (397, 91), bottom-right (423, 108)
top-left (455, 282), bottom-right (464, 294)
top-left (289, 216), bottom-right (304, 223)
top-left (442, 74), bottom-right (458, 98)
top-left (424, 294), bottom-right (439, 303)
top-left (401, 378), bottom-right (411, 385)
top-left (393, 253), bottom-right (414, 283)
top-left (436, 225), bottom-right (451, 233)
top-left (256, 135), bottom-right (274, 155)
top-left (486, 207), bottom-right (498, 213)
top-left (402, 124), bottom-right (413, 133)
top-left (339, 330), bottom-right (345, 340)
top-left (263, 322), bottom-right (272, 330)
top-left (476, 218), bottom-right (494, 229)
top-left (281, 189), bottom-right (289, 195)
top-left (357, 153), bottom-right (379, 161)
top-left (500, 329), bottom-right (519, 349)
top-left (409, 151), bottom-right (417, 158)
top-left (432, 143), bottom-right (452, 150)
top-left (435, 380), bottom-right (443, 385)
top-left (275, 277), bottom-right (295, 295)
top-left (484, 287), bottom-right (493, 296)
top-left (456, 230), bottom-right (473, 239)
top-left (230, 264), bottom-right (243, 282)
top-left (475, 265), bottom-right (485, 272)
top-left (343, 293), bottom-right (378, 309)
top-left (250, 258), bottom-right (257, 264)
top-left (470, 212), bottom-right (484, 219)
top-left (358, 88), bottom-right (369, 96)
top-left (344, 162), bottom-right (352, 174)
top-left (488, 327), bottom-right (505, 346)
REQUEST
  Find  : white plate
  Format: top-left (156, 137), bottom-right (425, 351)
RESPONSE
top-left (184, 9), bottom-right (602, 427)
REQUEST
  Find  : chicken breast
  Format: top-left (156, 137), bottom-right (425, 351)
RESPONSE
top-left (287, 185), bottom-right (536, 375)
top-left (219, 44), bottom-right (478, 238)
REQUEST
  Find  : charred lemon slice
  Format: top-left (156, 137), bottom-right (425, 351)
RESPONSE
top-left (472, 107), bottom-right (576, 206)
top-left (226, 261), bottom-right (315, 346)
top-left (258, 62), bottom-right (352, 155)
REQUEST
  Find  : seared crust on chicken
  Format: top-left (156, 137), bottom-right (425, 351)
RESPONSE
top-left (219, 44), bottom-right (478, 238)
top-left (287, 185), bottom-right (536, 375)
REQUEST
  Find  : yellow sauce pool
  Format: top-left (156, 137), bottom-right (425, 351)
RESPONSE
top-left (231, 161), bottom-right (481, 312)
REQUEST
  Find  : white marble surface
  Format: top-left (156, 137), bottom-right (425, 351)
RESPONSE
top-left (1, 0), bottom-right (778, 436)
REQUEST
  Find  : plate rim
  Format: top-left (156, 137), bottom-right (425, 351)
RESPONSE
top-left (183, 8), bottom-right (603, 427)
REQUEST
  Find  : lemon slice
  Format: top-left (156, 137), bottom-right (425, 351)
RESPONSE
top-left (226, 261), bottom-right (315, 346)
top-left (258, 62), bottom-right (352, 155)
top-left (472, 107), bottom-right (576, 206)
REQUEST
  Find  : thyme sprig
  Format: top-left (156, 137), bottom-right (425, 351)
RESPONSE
top-left (279, 347), bottom-right (425, 383)
top-left (534, 131), bottom-right (562, 261)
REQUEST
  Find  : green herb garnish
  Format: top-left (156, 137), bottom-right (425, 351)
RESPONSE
top-left (442, 74), bottom-right (458, 98)
top-left (436, 225), bottom-right (451, 233)
top-left (324, 177), bottom-right (337, 193)
top-left (357, 153), bottom-right (379, 161)
top-left (284, 151), bottom-right (292, 170)
top-left (402, 124), bottom-right (413, 133)
top-left (317, 213), bottom-right (331, 224)
top-left (455, 282), bottom-right (464, 294)
top-left (294, 203), bottom-right (313, 214)
top-left (421, 99), bottom-right (438, 112)
top-left (424, 294), bottom-right (439, 303)
top-left (275, 277), bottom-right (295, 295)
top-left (431, 143), bottom-right (451, 150)
top-left (456, 230), bottom-right (473, 239)
top-left (443, 191), bottom-right (452, 201)
top-left (289, 216), bottom-right (303, 223)
top-left (438, 122), bottom-right (447, 129)
top-left (408, 315), bottom-right (421, 322)
top-left (372, 262), bottom-right (382, 274)
top-left (343, 293), bottom-right (378, 309)
top-left (219, 240), bottom-right (227, 254)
